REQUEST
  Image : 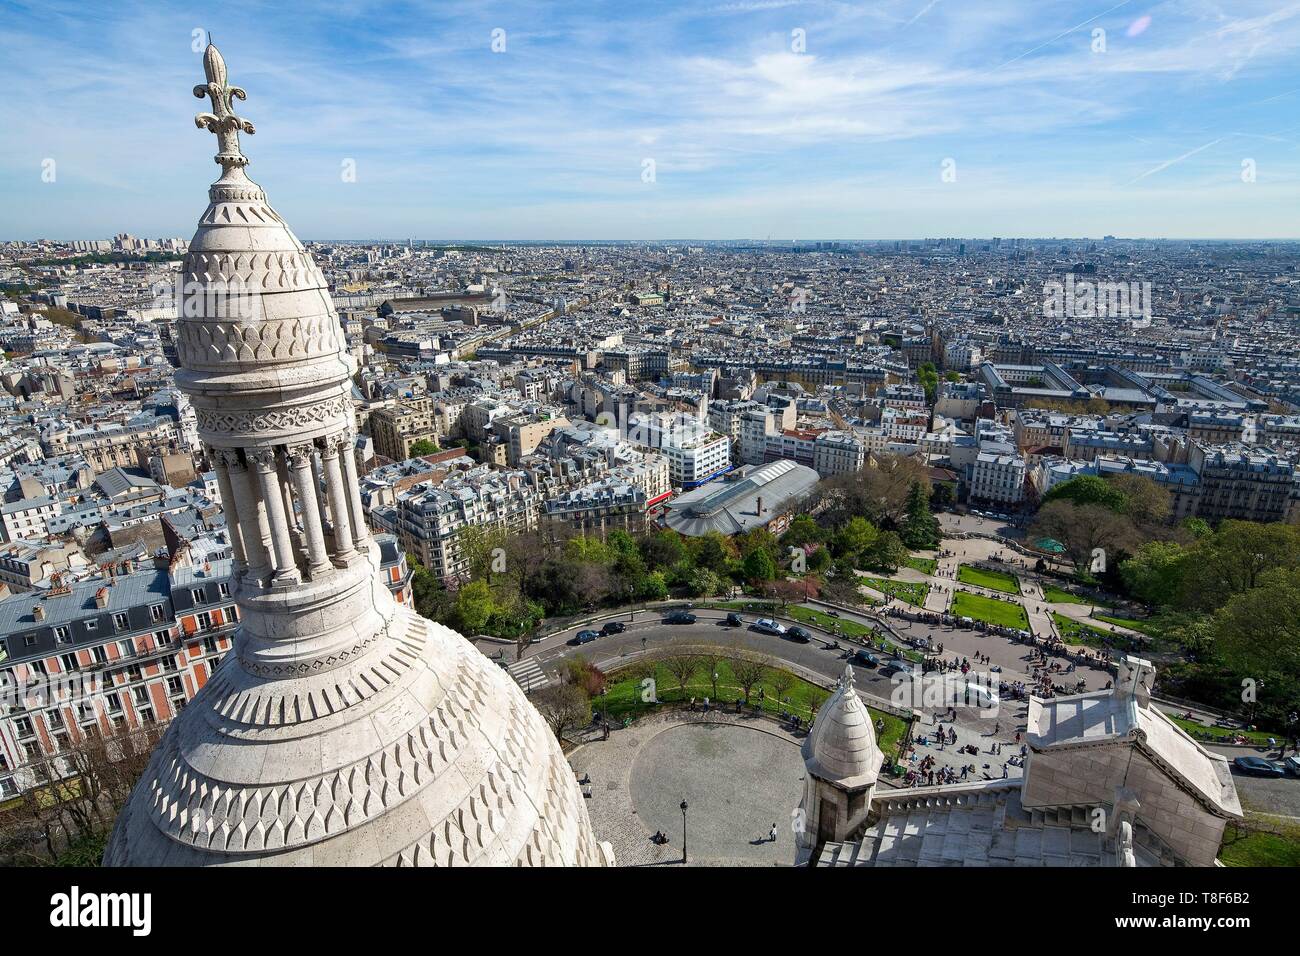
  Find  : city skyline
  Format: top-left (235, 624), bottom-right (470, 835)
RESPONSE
top-left (3, 0), bottom-right (1300, 240)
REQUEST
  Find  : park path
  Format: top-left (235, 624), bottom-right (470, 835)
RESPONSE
top-left (1051, 601), bottom-right (1146, 640)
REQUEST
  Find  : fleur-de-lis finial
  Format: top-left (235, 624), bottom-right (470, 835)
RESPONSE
top-left (193, 42), bottom-right (255, 170)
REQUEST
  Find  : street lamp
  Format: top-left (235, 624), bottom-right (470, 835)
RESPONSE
top-left (680, 799), bottom-right (689, 864)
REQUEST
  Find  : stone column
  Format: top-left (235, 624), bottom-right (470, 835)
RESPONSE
top-left (211, 448), bottom-right (248, 573)
top-left (275, 452), bottom-right (304, 567)
top-left (249, 448), bottom-right (301, 585)
top-left (229, 453), bottom-right (272, 584)
top-left (288, 443), bottom-right (331, 579)
top-left (320, 437), bottom-right (356, 563)
top-left (310, 450), bottom-right (329, 521)
top-left (338, 431), bottom-right (369, 549)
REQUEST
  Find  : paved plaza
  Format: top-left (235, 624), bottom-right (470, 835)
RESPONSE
top-left (569, 713), bottom-right (805, 866)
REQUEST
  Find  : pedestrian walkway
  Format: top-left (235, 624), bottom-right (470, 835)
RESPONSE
top-left (507, 656), bottom-right (550, 692)
top-left (1016, 578), bottom-right (1056, 641)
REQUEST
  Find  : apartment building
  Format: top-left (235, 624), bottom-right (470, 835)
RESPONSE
top-left (1190, 444), bottom-right (1298, 523)
top-left (494, 413), bottom-right (569, 467)
top-left (812, 430), bottom-right (866, 477)
top-left (662, 431), bottom-right (731, 489)
top-left (41, 415), bottom-right (179, 476)
top-left (969, 451), bottom-right (1027, 505)
top-left (369, 396), bottom-right (438, 461)
top-left (394, 469), bottom-right (540, 581)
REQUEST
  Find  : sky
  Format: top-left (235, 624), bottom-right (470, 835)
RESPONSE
top-left (1, 0), bottom-right (1299, 240)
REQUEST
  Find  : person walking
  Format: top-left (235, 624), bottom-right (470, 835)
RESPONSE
top-left (769, 823), bottom-right (778, 843)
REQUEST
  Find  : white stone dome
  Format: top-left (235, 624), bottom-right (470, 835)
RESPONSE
top-left (105, 43), bottom-right (606, 867)
top-left (106, 598), bottom-right (605, 866)
top-left (802, 664), bottom-right (882, 790)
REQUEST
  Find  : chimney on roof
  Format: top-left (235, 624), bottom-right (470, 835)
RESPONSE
top-left (756, 496), bottom-right (764, 515)
top-left (32, 604), bottom-right (45, 622)
top-left (94, 587), bottom-right (110, 609)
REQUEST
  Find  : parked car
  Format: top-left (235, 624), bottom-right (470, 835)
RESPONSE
top-left (1284, 755), bottom-right (1300, 777)
top-left (961, 682), bottom-right (1000, 709)
top-left (752, 618), bottom-right (787, 636)
top-left (663, 611), bottom-right (697, 625)
top-left (852, 650), bottom-right (881, 668)
top-left (724, 612), bottom-right (744, 627)
top-left (1233, 755), bottom-right (1286, 777)
top-left (567, 630), bottom-right (600, 646)
top-left (879, 662), bottom-right (913, 679)
top-left (600, 620), bottom-right (626, 635)
top-left (785, 625), bottom-right (813, 644)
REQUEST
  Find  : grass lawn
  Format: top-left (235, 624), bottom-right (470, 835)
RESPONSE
top-left (1042, 584), bottom-right (1090, 605)
top-left (784, 606), bottom-right (923, 662)
top-left (1095, 613), bottom-right (1159, 636)
top-left (951, 591), bottom-right (1029, 629)
top-left (860, 576), bottom-right (930, 607)
top-left (786, 606), bottom-right (871, 638)
top-left (1052, 612), bottom-right (1142, 651)
top-left (1219, 822), bottom-right (1300, 867)
top-left (1168, 716), bottom-right (1278, 746)
top-left (906, 555), bottom-right (937, 576)
top-left (957, 564), bottom-right (1021, 594)
top-left (598, 657), bottom-right (910, 757)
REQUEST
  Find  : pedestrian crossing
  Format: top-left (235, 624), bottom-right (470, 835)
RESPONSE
top-left (507, 656), bottom-right (550, 692)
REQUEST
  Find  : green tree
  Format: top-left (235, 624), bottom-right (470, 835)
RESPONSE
top-left (1211, 567), bottom-right (1300, 724)
top-left (410, 559), bottom-right (453, 622)
top-left (833, 516), bottom-right (879, 558)
top-left (779, 515), bottom-right (825, 549)
top-left (1179, 521), bottom-right (1300, 612)
top-left (899, 480), bottom-right (940, 550)
top-left (453, 579), bottom-right (496, 635)
top-left (1042, 475), bottom-right (1127, 512)
top-left (736, 527), bottom-right (779, 560)
top-left (741, 547), bottom-right (777, 583)
top-left (640, 530), bottom-right (686, 570)
top-left (1031, 500), bottom-right (1133, 575)
top-left (408, 438), bottom-right (440, 457)
top-left (689, 531), bottom-right (735, 574)
top-left (1106, 473), bottom-right (1170, 527)
top-left (637, 570), bottom-right (669, 601)
top-left (861, 530), bottom-right (909, 573)
top-left (686, 567), bottom-right (722, 598)
top-left (1119, 540), bottom-right (1188, 608)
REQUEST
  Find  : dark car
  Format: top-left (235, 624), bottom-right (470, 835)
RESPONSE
top-left (725, 612), bottom-right (744, 627)
top-left (785, 625), bottom-right (813, 643)
top-left (601, 621), bottom-right (626, 635)
top-left (663, 611), bottom-right (697, 625)
top-left (1233, 756), bottom-right (1285, 777)
top-left (852, 650), bottom-right (881, 668)
top-left (879, 662), bottom-right (915, 679)
top-left (567, 630), bottom-right (600, 646)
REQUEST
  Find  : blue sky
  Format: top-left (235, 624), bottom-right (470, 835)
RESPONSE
top-left (1, 0), bottom-right (1299, 239)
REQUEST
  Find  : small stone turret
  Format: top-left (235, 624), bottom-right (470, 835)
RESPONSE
top-left (796, 664), bottom-right (882, 858)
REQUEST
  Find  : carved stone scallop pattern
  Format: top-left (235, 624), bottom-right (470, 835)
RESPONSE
top-left (176, 314), bottom-right (339, 367)
top-left (184, 248), bottom-right (326, 291)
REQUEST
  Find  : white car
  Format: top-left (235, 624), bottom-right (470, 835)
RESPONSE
top-left (962, 682), bottom-right (1000, 709)
top-left (752, 618), bottom-right (787, 635)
